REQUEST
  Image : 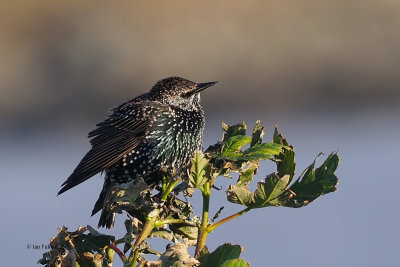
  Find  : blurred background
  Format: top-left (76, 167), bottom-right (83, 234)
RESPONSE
top-left (1, 1), bottom-right (399, 266)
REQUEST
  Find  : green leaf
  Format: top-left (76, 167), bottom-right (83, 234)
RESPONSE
top-left (189, 151), bottom-right (210, 188)
top-left (74, 226), bottom-right (115, 254)
top-left (273, 126), bottom-right (296, 183)
top-left (220, 135), bottom-right (252, 161)
top-left (220, 259), bottom-right (249, 267)
top-left (150, 229), bottom-right (175, 241)
top-left (226, 185), bottom-right (254, 206)
top-left (253, 174), bottom-right (291, 207)
top-left (251, 120), bottom-right (264, 147)
top-left (315, 152), bottom-right (339, 178)
top-left (222, 122), bottom-right (247, 141)
top-left (240, 142), bottom-right (284, 162)
top-left (237, 163), bottom-right (259, 185)
top-left (223, 135), bottom-right (252, 153)
top-left (200, 244), bottom-right (242, 267)
top-left (285, 152), bottom-right (339, 208)
top-left (227, 174), bottom-right (291, 208)
top-left (169, 224), bottom-right (198, 240)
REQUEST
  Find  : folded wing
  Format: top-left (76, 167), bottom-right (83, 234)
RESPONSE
top-left (58, 103), bottom-right (152, 195)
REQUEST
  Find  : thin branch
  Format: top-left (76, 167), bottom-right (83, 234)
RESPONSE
top-left (195, 182), bottom-right (211, 258)
top-left (154, 218), bottom-right (195, 228)
top-left (107, 242), bottom-right (127, 263)
top-left (206, 207), bottom-right (252, 232)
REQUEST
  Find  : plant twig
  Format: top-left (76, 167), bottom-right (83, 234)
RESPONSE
top-left (133, 213), bottom-right (159, 249)
top-left (154, 218), bottom-right (195, 228)
top-left (132, 248), bottom-right (140, 266)
top-left (207, 207), bottom-right (252, 232)
top-left (107, 242), bottom-right (127, 263)
top-left (195, 181), bottom-right (211, 258)
top-left (161, 178), bottom-right (181, 200)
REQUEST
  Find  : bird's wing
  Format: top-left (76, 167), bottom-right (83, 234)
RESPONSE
top-left (58, 101), bottom-right (159, 195)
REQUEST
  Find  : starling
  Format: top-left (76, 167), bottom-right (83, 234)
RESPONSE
top-left (58, 76), bottom-right (217, 228)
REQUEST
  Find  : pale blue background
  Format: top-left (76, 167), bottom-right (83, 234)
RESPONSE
top-left (2, 108), bottom-right (399, 266)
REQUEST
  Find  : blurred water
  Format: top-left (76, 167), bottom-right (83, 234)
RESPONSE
top-left (1, 108), bottom-right (399, 266)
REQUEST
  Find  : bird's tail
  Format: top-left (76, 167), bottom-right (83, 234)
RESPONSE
top-left (98, 209), bottom-right (116, 229)
top-left (91, 181), bottom-right (116, 229)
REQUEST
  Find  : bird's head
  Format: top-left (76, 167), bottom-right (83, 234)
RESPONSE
top-left (149, 76), bottom-right (218, 110)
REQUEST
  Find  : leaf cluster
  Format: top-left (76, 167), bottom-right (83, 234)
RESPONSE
top-left (217, 122), bottom-right (339, 209)
top-left (40, 121), bottom-right (340, 267)
top-left (38, 226), bottom-right (114, 267)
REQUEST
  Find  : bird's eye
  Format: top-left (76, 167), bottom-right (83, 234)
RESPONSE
top-left (181, 91), bottom-right (192, 98)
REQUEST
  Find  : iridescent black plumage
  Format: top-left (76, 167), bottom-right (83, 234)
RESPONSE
top-left (58, 77), bottom-right (217, 228)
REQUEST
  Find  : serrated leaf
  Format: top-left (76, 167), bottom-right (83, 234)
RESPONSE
top-left (189, 151), bottom-right (210, 188)
top-left (200, 244), bottom-right (241, 267)
top-left (285, 152), bottom-right (339, 208)
top-left (222, 122), bottom-right (247, 141)
top-left (253, 174), bottom-right (290, 207)
top-left (251, 120), bottom-right (264, 147)
top-left (220, 259), bottom-right (249, 267)
top-left (240, 142), bottom-right (284, 162)
top-left (222, 136), bottom-right (252, 154)
top-left (273, 126), bottom-right (296, 183)
top-left (226, 185), bottom-right (254, 206)
top-left (219, 135), bottom-right (252, 161)
top-left (227, 174), bottom-right (292, 208)
top-left (315, 152), bottom-right (339, 178)
top-left (237, 163), bottom-right (259, 185)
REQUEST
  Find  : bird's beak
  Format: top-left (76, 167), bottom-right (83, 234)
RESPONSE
top-left (192, 81), bottom-right (219, 94)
